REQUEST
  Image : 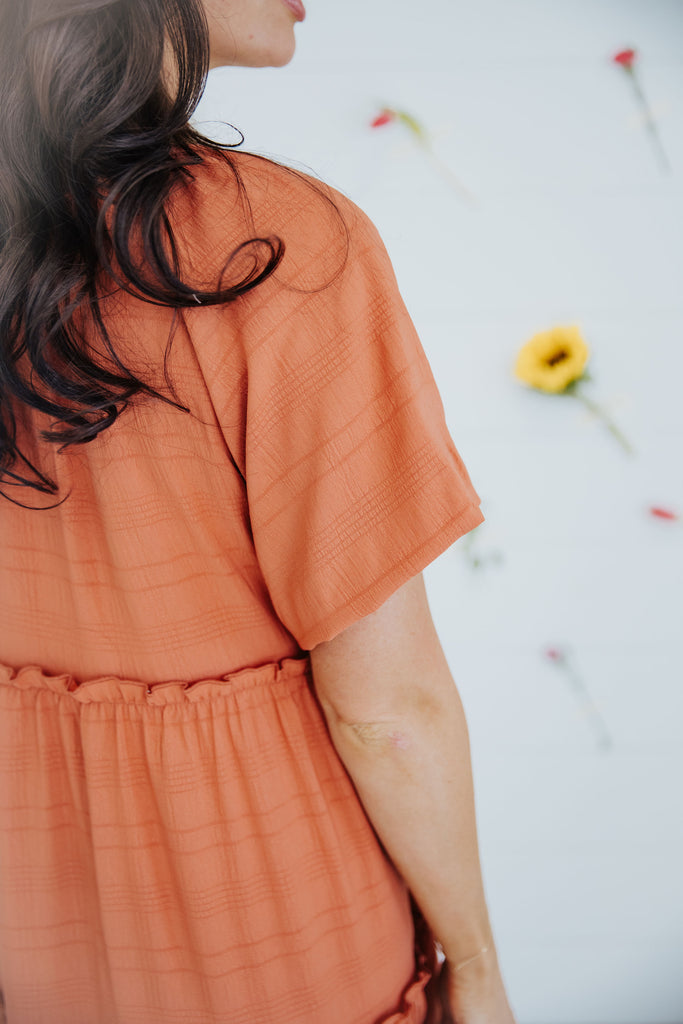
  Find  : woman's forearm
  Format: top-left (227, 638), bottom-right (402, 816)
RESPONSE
top-left (319, 676), bottom-right (498, 977)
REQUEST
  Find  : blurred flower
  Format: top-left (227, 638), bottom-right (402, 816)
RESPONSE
top-left (368, 105), bottom-right (476, 204)
top-left (611, 46), bottom-right (671, 172)
top-left (514, 325), bottom-right (635, 456)
top-left (370, 110), bottom-right (395, 129)
top-left (514, 325), bottom-right (589, 394)
top-left (649, 506), bottom-right (679, 521)
top-left (613, 48), bottom-right (636, 69)
top-left (369, 106), bottom-right (428, 142)
top-left (543, 645), bottom-right (613, 752)
top-left (460, 524), bottom-right (504, 571)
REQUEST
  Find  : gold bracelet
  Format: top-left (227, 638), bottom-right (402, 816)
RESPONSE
top-left (452, 945), bottom-right (490, 972)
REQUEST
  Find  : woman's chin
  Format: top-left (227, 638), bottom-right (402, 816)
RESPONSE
top-left (210, 36), bottom-right (296, 70)
top-left (268, 49), bottom-right (296, 68)
top-left (255, 35), bottom-right (297, 68)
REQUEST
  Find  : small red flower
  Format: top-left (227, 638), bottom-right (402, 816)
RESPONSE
top-left (545, 648), bottom-right (565, 663)
top-left (370, 110), bottom-right (395, 129)
top-left (612, 45), bottom-right (670, 171)
top-left (613, 48), bottom-right (636, 69)
top-left (649, 506), bottom-right (678, 521)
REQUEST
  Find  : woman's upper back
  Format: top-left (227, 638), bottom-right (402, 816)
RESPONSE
top-left (0, 149), bottom-right (483, 685)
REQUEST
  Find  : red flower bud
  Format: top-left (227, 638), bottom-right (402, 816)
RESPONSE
top-left (370, 110), bottom-right (395, 129)
top-left (613, 48), bottom-right (636, 69)
top-left (545, 648), bottom-right (564, 663)
top-left (650, 506), bottom-right (678, 521)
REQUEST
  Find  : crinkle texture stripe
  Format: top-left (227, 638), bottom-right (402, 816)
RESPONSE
top-left (0, 654), bottom-right (437, 1023)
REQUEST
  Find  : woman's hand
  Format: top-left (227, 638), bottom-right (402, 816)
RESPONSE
top-left (436, 960), bottom-right (517, 1024)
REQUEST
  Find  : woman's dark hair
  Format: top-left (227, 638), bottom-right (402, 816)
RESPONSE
top-left (0, 0), bottom-right (285, 509)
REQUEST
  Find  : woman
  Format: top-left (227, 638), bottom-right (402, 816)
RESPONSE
top-left (0, 1), bottom-right (517, 1022)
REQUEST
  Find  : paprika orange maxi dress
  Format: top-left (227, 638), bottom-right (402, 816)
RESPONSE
top-left (0, 149), bottom-right (484, 1024)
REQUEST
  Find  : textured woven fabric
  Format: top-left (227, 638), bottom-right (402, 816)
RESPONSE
top-left (0, 150), bottom-right (484, 1022)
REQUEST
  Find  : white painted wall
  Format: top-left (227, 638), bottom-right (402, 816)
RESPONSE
top-left (194, 3), bottom-right (683, 1021)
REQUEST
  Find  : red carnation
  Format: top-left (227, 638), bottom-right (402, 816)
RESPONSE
top-left (613, 48), bottom-right (636, 69)
top-left (543, 646), bottom-right (613, 751)
top-left (611, 45), bottom-right (670, 171)
top-left (370, 110), bottom-right (395, 129)
top-left (649, 506), bottom-right (678, 521)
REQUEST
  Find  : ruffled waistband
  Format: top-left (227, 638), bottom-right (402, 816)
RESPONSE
top-left (0, 654), bottom-right (311, 705)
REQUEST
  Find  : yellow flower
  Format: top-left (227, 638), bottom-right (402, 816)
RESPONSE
top-left (514, 325), bottom-right (590, 393)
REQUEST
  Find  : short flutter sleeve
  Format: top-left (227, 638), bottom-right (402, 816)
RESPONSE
top-left (186, 158), bottom-right (484, 650)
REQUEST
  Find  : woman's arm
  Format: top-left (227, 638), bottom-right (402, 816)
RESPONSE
top-left (309, 572), bottom-right (516, 1021)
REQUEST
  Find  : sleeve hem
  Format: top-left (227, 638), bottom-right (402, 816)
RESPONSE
top-left (297, 501), bottom-right (485, 651)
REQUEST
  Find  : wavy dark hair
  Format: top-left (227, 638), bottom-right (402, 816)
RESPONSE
top-left (0, 0), bottom-right (286, 509)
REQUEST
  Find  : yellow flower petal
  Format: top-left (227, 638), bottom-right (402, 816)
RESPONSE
top-left (514, 325), bottom-right (590, 393)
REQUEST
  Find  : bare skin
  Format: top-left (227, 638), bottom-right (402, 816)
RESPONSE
top-left (163, 0), bottom-right (299, 94)
top-left (310, 574), bottom-right (517, 1023)
top-left (203, 0), bottom-right (300, 68)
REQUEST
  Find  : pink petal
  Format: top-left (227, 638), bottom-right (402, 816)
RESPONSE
top-left (650, 506), bottom-right (678, 521)
top-left (370, 111), bottom-right (394, 129)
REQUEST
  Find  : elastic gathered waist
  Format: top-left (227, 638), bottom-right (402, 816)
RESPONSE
top-left (0, 654), bottom-right (312, 705)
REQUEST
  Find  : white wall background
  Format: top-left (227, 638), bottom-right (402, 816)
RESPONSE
top-left (194, 3), bottom-right (683, 1022)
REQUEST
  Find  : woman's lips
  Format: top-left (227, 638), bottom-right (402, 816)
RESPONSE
top-left (281, 0), bottom-right (306, 21)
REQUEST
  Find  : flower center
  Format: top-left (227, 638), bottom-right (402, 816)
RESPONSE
top-left (546, 349), bottom-right (569, 367)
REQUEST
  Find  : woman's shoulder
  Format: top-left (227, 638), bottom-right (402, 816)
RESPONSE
top-left (172, 145), bottom-right (376, 260)
top-left (185, 146), bottom-right (350, 212)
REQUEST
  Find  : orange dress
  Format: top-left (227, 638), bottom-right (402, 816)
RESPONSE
top-left (0, 150), bottom-right (484, 1023)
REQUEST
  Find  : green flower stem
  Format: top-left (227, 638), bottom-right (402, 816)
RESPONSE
top-left (460, 528), bottom-right (504, 570)
top-left (570, 387), bottom-right (636, 456)
top-left (461, 532), bottom-right (480, 569)
top-left (392, 109), bottom-right (478, 205)
top-left (558, 657), bottom-right (614, 752)
top-left (394, 109), bottom-right (430, 144)
top-left (625, 68), bottom-right (671, 173)
top-left (424, 148), bottom-right (478, 205)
